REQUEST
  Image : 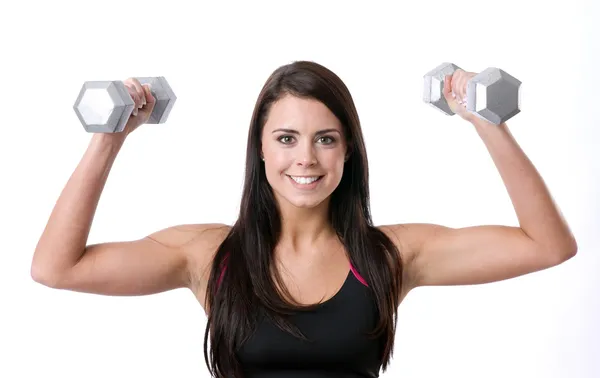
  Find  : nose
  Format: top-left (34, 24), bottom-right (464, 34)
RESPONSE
top-left (296, 143), bottom-right (317, 167)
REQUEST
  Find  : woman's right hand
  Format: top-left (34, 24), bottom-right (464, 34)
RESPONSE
top-left (121, 77), bottom-right (156, 136)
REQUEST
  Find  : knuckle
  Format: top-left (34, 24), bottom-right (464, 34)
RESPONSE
top-left (125, 84), bottom-right (136, 95)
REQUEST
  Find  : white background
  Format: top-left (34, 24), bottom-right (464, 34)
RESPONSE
top-left (1, 1), bottom-right (598, 377)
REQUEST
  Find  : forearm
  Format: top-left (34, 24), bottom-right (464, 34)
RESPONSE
top-left (32, 134), bottom-right (126, 281)
top-left (473, 120), bottom-right (577, 254)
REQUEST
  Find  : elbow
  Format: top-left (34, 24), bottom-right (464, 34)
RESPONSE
top-left (562, 235), bottom-right (578, 259)
top-left (563, 242), bottom-right (578, 261)
top-left (547, 237), bottom-right (578, 265)
top-left (30, 262), bottom-right (62, 288)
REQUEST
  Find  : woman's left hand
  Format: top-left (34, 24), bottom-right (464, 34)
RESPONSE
top-left (442, 69), bottom-right (482, 124)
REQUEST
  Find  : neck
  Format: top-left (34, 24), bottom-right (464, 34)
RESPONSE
top-left (277, 199), bottom-right (335, 253)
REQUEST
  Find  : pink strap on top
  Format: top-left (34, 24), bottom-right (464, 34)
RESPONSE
top-left (216, 255), bottom-right (368, 289)
top-left (216, 253), bottom-right (229, 288)
top-left (217, 264), bottom-right (227, 287)
top-left (349, 263), bottom-right (368, 287)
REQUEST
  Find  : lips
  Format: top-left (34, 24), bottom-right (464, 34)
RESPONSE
top-left (288, 175), bottom-right (322, 184)
top-left (286, 174), bottom-right (324, 189)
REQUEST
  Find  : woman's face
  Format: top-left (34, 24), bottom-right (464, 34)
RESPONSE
top-left (261, 94), bottom-right (348, 210)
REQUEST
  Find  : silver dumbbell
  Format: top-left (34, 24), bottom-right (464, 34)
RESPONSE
top-left (423, 62), bottom-right (521, 125)
top-left (73, 76), bottom-right (177, 133)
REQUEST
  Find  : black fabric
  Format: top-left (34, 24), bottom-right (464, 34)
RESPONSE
top-left (235, 269), bottom-right (384, 378)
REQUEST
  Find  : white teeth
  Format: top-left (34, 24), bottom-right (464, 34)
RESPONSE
top-left (290, 176), bottom-right (320, 184)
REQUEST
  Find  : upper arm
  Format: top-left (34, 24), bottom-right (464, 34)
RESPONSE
top-left (379, 223), bottom-right (576, 291)
top-left (48, 223), bottom-right (230, 297)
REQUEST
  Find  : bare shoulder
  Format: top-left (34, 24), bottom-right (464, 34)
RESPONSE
top-left (378, 223), bottom-right (449, 250)
top-left (169, 223), bottom-right (231, 299)
top-left (378, 223), bottom-right (445, 260)
top-left (156, 223), bottom-right (231, 274)
top-left (147, 223), bottom-right (230, 252)
top-left (377, 223), bottom-right (449, 293)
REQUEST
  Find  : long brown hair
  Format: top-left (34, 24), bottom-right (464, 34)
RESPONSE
top-left (203, 60), bottom-right (403, 377)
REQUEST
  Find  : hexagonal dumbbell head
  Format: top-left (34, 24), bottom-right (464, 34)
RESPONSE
top-left (466, 67), bottom-right (521, 125)
top-left (423, 62), bottom-right (462, 116)
top-left (73, 76), bottom-right (177, 133)
top-left (135, 77), bottom-right (177, 124)
top-left (73, 81), bottom-right (135, 133)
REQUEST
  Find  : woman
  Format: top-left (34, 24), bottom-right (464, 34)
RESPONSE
top-left (31, 60), bottom-right (577, 377)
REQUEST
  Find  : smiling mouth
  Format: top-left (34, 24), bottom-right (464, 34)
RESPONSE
top-left (286, 175), bottom-right (324, 185)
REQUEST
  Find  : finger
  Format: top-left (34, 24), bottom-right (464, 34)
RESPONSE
top-left (454, 76), bottom-right (463, 106)
top-left (142, 84), bottom-right (155, 105)
top-left (123, 78), bottom-right (144, 108)
top-left (442, 76), bottom-right (458, 112)
top-left (129, 79), bottom-right (146, 108)
top-left (443, 75), bottom-right (453, 100)
top-left (450, 72), bottom-right (461, 107)
top-left (452, 71), bottom-right (461, 100)
top-left (452, 72), bottom-right (464, 106)
top-left (124, 84), bottom-right (140, 116)
top-left (454, 75), bottom-right (465, 103)
top-left (459, 74), bottom-right (468, 103)
top-left (141, 84), bottom-right (156, 113)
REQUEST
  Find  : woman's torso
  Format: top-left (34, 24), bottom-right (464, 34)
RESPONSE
top-left (235, 264), bottom-right (384, 378)
top-left (189, 227), bottom-right (394, 377)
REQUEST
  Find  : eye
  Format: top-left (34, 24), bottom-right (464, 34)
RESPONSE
top-left (318, 136), bottom-right (335, 144)
top-left (278, 135), bottom-right (295, 144)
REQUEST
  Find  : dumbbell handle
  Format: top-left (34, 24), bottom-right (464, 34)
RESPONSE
top-left (122, 77), bottom-right (176, 124)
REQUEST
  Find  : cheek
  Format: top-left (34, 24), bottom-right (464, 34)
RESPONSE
top-left (323, 150), bottom-right (346, 170)
top-left (264, 153), bottom-right (293, 181)
top-left (268, 154), bottom-right (293, 174)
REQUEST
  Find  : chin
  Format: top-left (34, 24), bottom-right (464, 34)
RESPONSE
top-left (288, 197), bottom-right (327, 209)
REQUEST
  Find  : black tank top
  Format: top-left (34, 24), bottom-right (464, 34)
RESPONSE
top-left (231, 263), bottom-right (384, 377)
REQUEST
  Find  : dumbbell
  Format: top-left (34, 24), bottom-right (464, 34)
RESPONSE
top-left (73, 77), bottom-right (177, 133)
top-left (423, 63), bottom-right (521, 125)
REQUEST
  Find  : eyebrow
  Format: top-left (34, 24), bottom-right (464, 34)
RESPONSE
top-left (272, 128), bottom-right (341, 135)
